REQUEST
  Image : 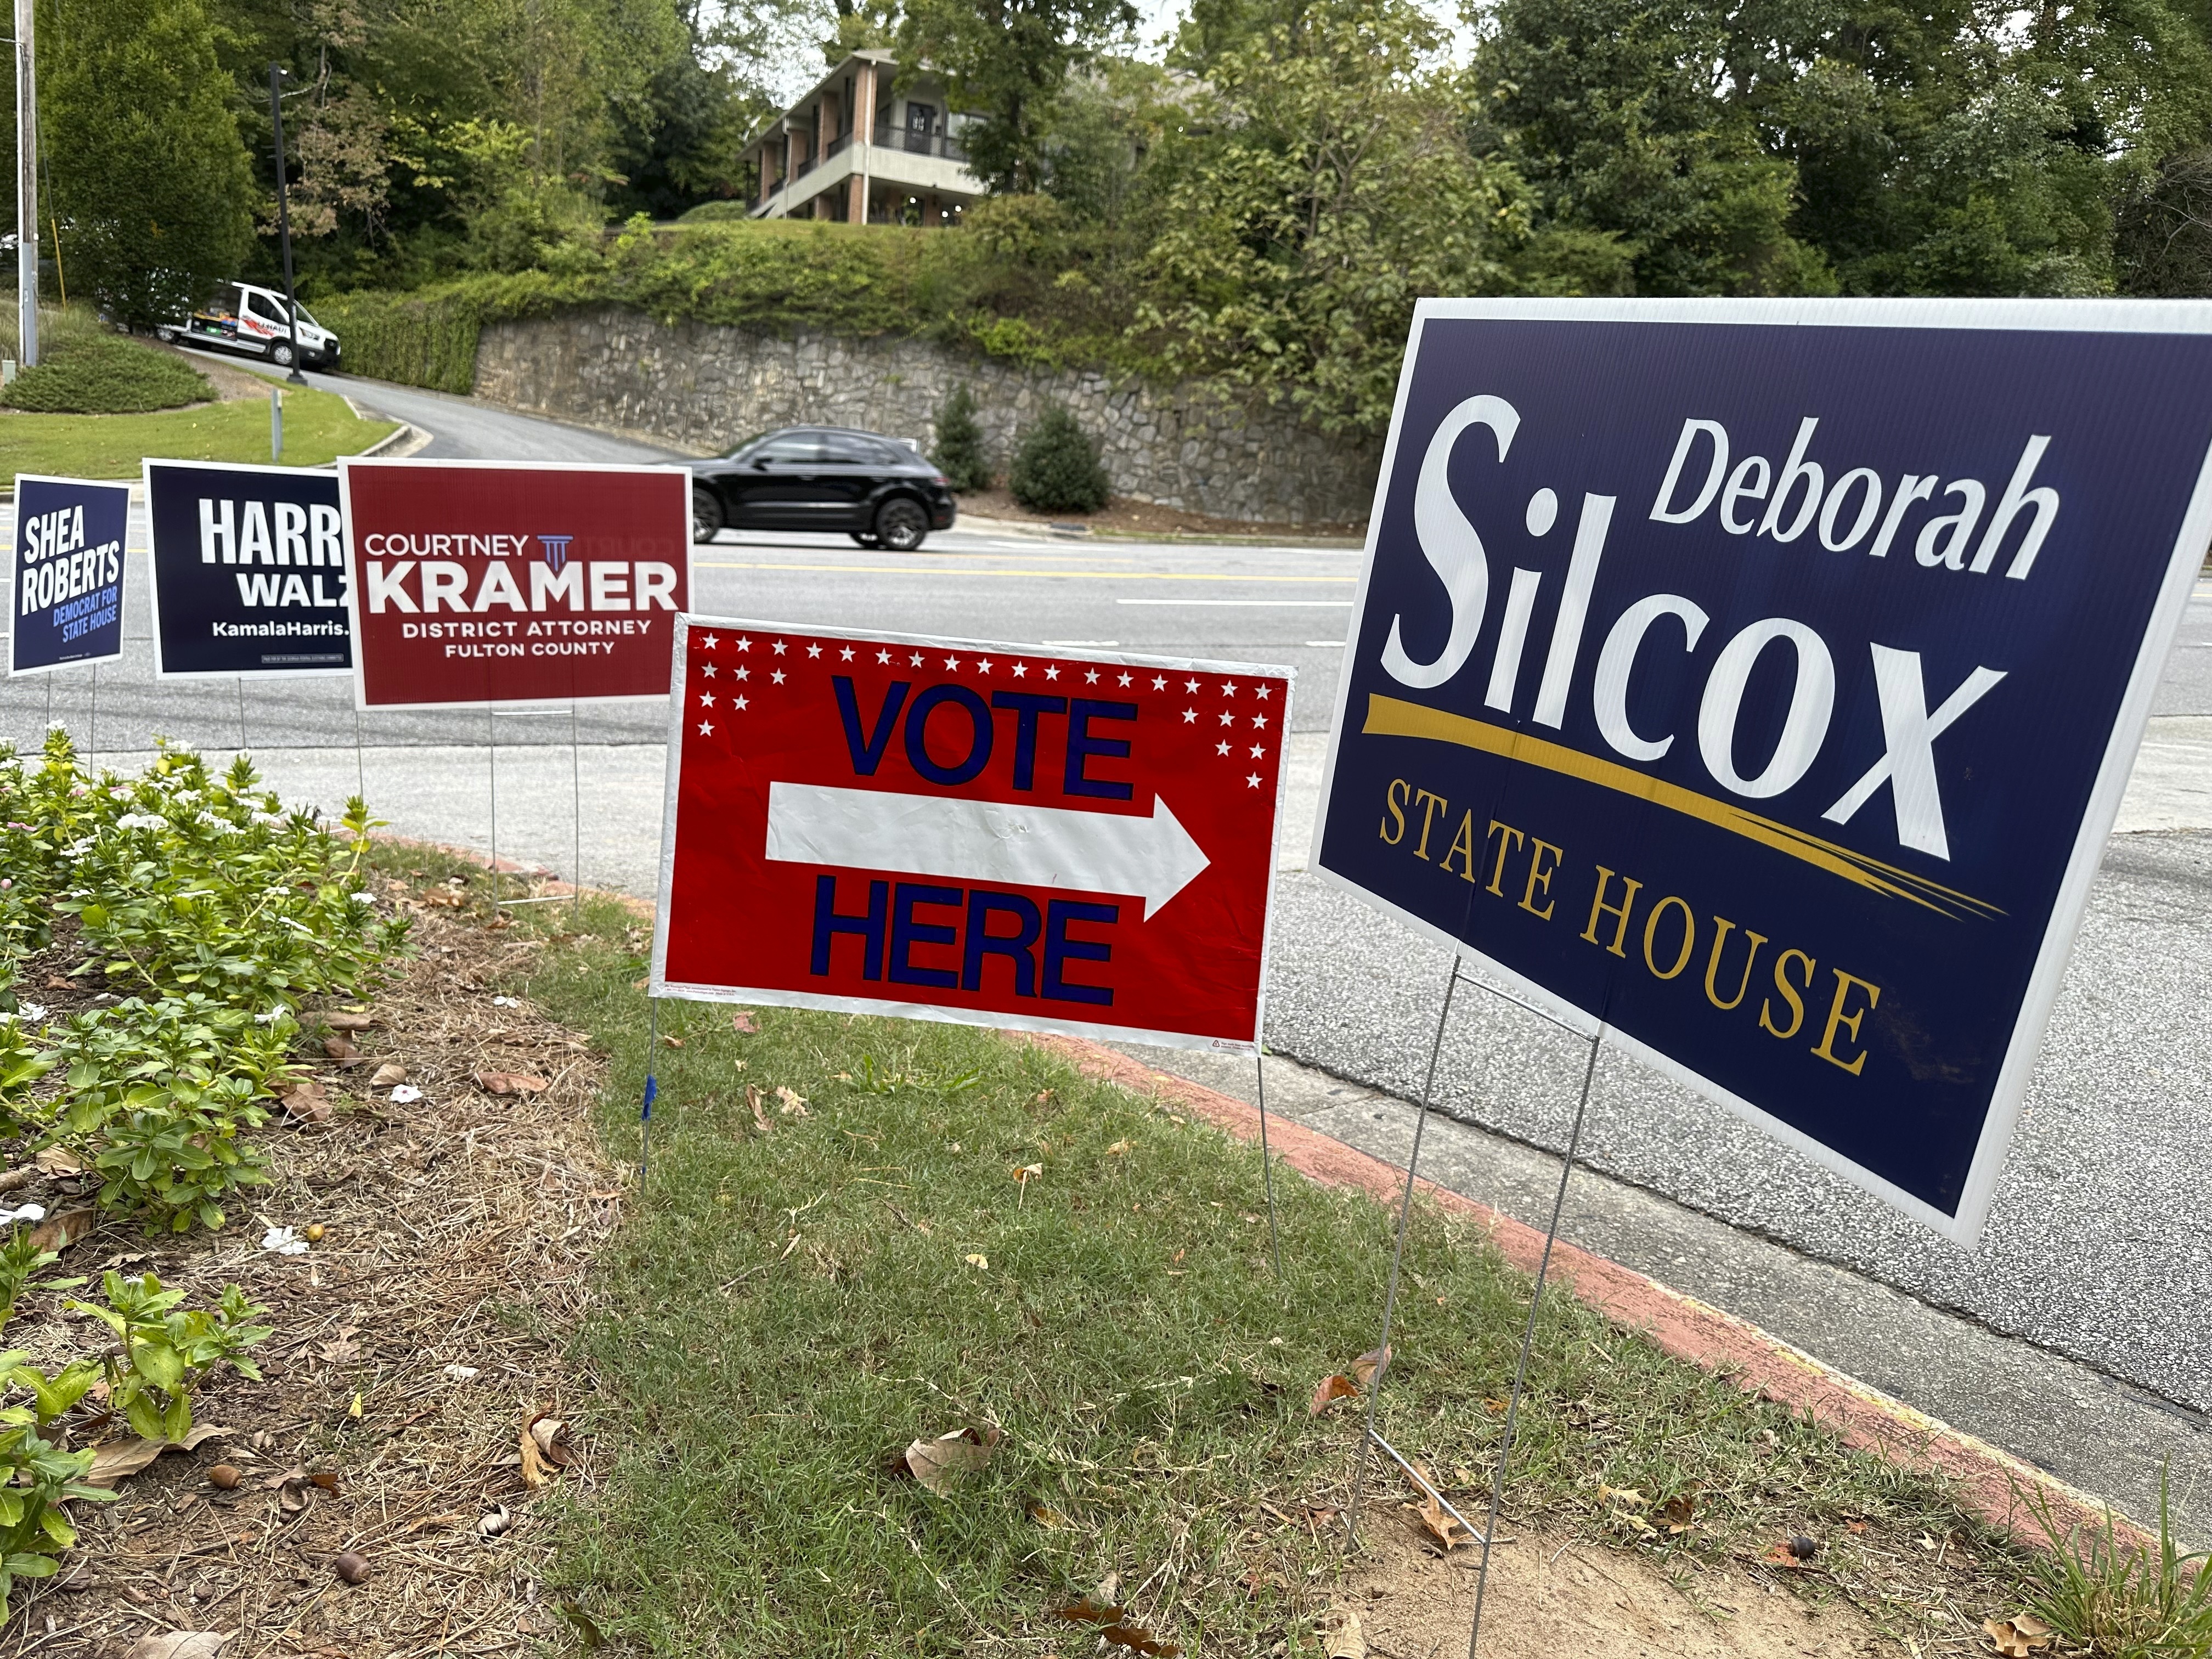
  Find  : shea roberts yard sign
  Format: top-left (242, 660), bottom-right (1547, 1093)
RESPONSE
top-left (653, 619), bottom-right (1293, 1050)
top-left (145, 461), bottom-right (352, 678)
top-left (338, 458), bottom-right (690, 708)
top-left (9, 475), bottom-right (127, 676)
top-left (1314, 298), bottom-right (2212, 1243)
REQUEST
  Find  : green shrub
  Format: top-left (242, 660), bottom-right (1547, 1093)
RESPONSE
top-left (1009, 404), bottom-right (1110, 514)
top-left (0, 332), bottom-right (210, 413)
top-left (70, 1271), bottom-right (270, 1441)
top-left (0, 1358), bottom-right (112, 1617)
top-left (931, 383), bottom-right (991, 492)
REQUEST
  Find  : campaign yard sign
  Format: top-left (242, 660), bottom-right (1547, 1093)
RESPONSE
top-left (339, 458), bottom-right (690, 709)
top-left (653, 619), bottom-right (1294, 1051)
top-left (9, 475), bottom-right (128, 675)
top-left (1313, 298), bottom-right (2212, 1244)
top-left (144, 460), bottom-right (352, 679)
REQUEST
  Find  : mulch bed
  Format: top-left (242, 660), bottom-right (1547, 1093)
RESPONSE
top-left (4, 883), bottom-right (618, 1659)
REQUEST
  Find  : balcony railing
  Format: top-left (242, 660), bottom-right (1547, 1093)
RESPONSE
top-left (823, 131), bottom-right (855, 162)
top-left (792, 149), bottom-right (818, 178)
top-left (873, 130), bottom-right (968, 163)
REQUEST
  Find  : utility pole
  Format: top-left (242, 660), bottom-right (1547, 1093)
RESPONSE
top-left (267, 63), bottom-right (306, 385)
top-left (15, 0), bottom-right (37, 366)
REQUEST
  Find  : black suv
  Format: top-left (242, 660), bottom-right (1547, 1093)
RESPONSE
top-left (690, 426), bottom-right (957, 550)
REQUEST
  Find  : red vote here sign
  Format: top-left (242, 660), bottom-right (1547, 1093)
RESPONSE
top-left (340, 458), bottom-right (691, 708)
top-left (653, 618), bottom-right (1294, 1050)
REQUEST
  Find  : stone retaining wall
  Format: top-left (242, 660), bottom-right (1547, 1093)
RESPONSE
top-left (472, 309), bottom-right (1378, 526)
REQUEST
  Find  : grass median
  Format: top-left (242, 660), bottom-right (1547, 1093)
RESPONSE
top-left (356, 848), bottom-right (2036, 1658)
top-left (0, 386), bottom-right (396, 478)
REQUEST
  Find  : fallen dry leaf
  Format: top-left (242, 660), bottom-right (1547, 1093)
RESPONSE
top-left (400, 1513), bottom-right (466, 1537)
top-left (904, 1427), bottom-right (1002, 1494)
top-left (370, 1062), bottom-right (408, 1087)
top-left (86, 1425), bottom-right (232, 1488)
top-left (1352, 1346), bottom-right (1391, 1389)
top-left (1760, 1541), bottom-right (1810, 1570)
top-left (1325, 1607), bottom-right (1368, 1659)
top-left (775, 1085), bottom-right (809, 1117)
top-left (1403, 1462), bottom-right (1476, 1550)
top-left (476, 1070), bottom-right (549, 1097)
top-left (747, 1085), bottom-right (772, 1134)
top-left (964, 1253), bottom-right (989, 1270)
top-left (323, 1034), bottom-right (360, 1062)
top-left (1012, 1163), bottom-right (1043, 1184)
top-left (125, 1635), bottom-right (228, 1659)
top-left (28, 1205), bottom-right (96, 1253)
top-left (33, 1144), bottom-right (83, 1176)
top-left (520, 1424), bottom-right (557, 1491)
top-left (323, 1011), bottom-right (379, 1031)
top-left (529, 1414), bottom-right (577, 1468)
top-left (1028, 1503), bottom-right (1074, 1529)
top-left (1050, 1598), bottom-right (1183, 1656)
top-left (277, 1078), bottom-right (332, 1124)
top-left (731, 1011), bottom-right (759, 1034)
top-left (1309, 1374), bottom-right (1360, 1415)
top-left (1982, 1615), bottom-right (2055, 1657)
top-left (1105, 1139), bottom-right (1132, 1155)
top-left (478, 1503), bottom-right (516, 1538)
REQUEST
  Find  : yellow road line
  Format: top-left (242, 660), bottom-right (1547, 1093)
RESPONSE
top-left (1363, 692), bottom-right (2002, 919)
top-left (696, 561), bottom-right (1356, 583)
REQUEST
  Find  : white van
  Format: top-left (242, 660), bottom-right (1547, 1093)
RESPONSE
top-left (156, 281), bottom-right (340, 369)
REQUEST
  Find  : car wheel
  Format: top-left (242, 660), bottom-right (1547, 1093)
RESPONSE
top-left (874, 497), bottom-right (929, 552)
top-left (692, 486), bottom-right (724, 545)
top-left (849, 531), bottom-right (880, 548)
top-left (270, 341), bottom-right (296, 368)
top-left (154, 326), bottom-right (177, 343)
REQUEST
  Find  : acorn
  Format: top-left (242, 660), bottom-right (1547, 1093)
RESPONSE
top-left (207, 1464), bottom-right (241, 1490)
top-left (332, 1550), bottom-right (369, 1584)
top-left (304, 1224), bottom-right (326, 1244)
top-left (1787, 1534), bottom-right (1819, 1561)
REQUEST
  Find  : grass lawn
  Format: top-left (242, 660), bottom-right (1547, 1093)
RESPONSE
top-left (377, 846), bottom-right (2033, 1658)
top-left (0, 386), bottom-right (396, 478)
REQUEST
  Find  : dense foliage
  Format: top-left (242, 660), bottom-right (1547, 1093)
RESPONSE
top-left (1009, 403), bottom-right (1110, 510)
top-left (930, 383), bottom-right (992, 491)
top-left (0, 334), bottom-right (211, 414)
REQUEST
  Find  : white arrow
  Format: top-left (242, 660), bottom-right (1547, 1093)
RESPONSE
top-left (764, 781), bottom-right (1210, 921)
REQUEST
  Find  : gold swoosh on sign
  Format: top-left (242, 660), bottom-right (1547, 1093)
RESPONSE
top-left (1362, 692), bottom-right (2004, 921)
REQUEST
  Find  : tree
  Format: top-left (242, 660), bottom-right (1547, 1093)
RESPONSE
top-left (932, 384), bottom-right (992, 492)
top-left (899, 0), bottom-right (1139, 192)
top-left (1010, 404), bottom-right (1109, 512)
top-left (1138, 0), bottom-right (1526, 434)
top-left (37, 0), bottom-right (255, 326)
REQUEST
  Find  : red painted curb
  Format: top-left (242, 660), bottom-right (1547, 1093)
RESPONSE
top-left (1030, 1032), bottom-right (2143, 1552)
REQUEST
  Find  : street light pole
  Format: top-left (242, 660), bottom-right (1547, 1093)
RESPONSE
top-left (267, 62), bottom-right (306, 386)
top-left (15, 0), bottom-right (37, 367)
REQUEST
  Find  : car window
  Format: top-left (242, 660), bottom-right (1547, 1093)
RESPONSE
top-left (754, 435), bottom-right (823, 465)
top-left (242, 292), bottom-right (281, 323)
top-left (819, 433), bottom-right (888, 466)
top-left (294, 303), bottom-right (321, 329)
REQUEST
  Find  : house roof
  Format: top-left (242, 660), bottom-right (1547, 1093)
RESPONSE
top-left (740, 51), bottom-right (918, 157)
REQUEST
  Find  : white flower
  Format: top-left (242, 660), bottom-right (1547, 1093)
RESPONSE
top-left (351, 892), bottom-right (375, 904)
top-left (492, 995), bottom-right (520, 1008)
top-left (13, 1001), bottom-right (47, 1023)
top-left (389, 1085), bottom-right (424, 1104)
top-left (252, 811), bottom-right (289, 827)
top-left (441, 1363), bottom-right (479, 1381)
top-left (114, 813), bottom-right (167, 831)
top-left (0, 1203), bottom-right (46, 1227)
top-left (261, 1226), bottom-right (309, 1256)
top-left (252, 1008), bottom-right (290, 1025)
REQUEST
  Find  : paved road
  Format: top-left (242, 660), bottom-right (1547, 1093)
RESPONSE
top-left (8, 365), bottom-right (2211, 1532)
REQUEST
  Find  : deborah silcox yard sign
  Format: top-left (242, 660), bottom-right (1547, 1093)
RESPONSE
top-left (1313, 299), bottom-right (2212, 1243)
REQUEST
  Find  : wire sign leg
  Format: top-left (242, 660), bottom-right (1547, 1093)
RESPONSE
top-left (486, 704), bottom-right (500, 910)
top-left (1466, 1022), bottom-right (1607, 1659)
top-left (1347, 954), bottom-right (1464, 1544)
top-left (1255, 1047), bottom-right (1283, 1278)
top-left (569, 702), bottom-right (584, 925)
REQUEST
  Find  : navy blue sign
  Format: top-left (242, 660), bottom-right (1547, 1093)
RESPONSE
top-left (9, 475), bottom-right (128, 675)
top-left (1314, 301), bottom-right (2212, 1242)
top-left (144, 460), bottom-right (352, 678)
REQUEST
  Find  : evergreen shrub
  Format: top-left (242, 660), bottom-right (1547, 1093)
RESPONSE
top-left (1009, 404), bottom-right (1109, 514)
top-left (932, 383), bottom-right (991, 492)
top-left (1, 334), bottom-right (210, 413)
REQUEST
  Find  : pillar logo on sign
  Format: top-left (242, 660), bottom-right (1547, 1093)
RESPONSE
top-left (653, 618), bottom-right (1294, 1051)
top-left (339, 458), bottom-right (691, 708)
top-left (1314, 297), bottom-right (2212, 1244)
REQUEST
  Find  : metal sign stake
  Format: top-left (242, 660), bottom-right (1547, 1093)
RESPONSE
top-left (569, 702), bottom-right (584, 924)
top-left (1255, 1046), bottom-right (1283, 1278)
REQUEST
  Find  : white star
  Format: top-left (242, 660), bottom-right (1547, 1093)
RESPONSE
top-left (1219, 712), bottom-right (1235, 726)
top-left (1044, 665), bottom-right (1060, 680)
top-left (772, 640), bottom-right (788, 655)
top-left (735, 667), bottom-right (750, 681)
top-left (1252, 714), bottom-right (1268, 729)
top-left (944, 655), bottom-right (961, 670)
top-left (1255, 684), bottom-right (1272, 701)
top-left (1221, 681), bottom-right (1237, 697)
top-left (1216, 741), bottom-right (1231, 755)
top-left (1084, 669), bottom-right (1100, 684)
top-left (702, 662), bottom-right (717, 679)
top-left (1246, 773), bottom-right (1263, 788)
top-left (839, 646), bottom-right (855, 661)
top-left (735, 635), bottom-right (752, 652)
top-left (734, 695), bottom-right (749, 709)
top-left (1250, 744), bottom-right (1266, 758)
top-left (701, 633), bottom-right (718, 651)
top-left (1012, 662), bottom-right (1028, 678)
top-left (806, 644), bottom-right (822, 659)
top-left (909, 652), bottom-right (926, 667)
top-left (698, 720), bottom-right (714, 735)
top-left (1117, 673), bottom-right (1132, 687)
top-left (698, 693), bottom-right (715, 708)
top-left (976, 658), bottom-right (994, 674)
top-left (1182, 709), bottom-right (1198, 724)
top-left (1151, 675), bottom-right (1166, 690)
top-left (877, 650), bottom-right (892, 664)
top-left (771, 669), bottom-right (787, 685)
top-left (1184, 678), bottom-right (1200, 693)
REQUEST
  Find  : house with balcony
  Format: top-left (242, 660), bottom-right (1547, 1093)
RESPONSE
top-left (742, 51), bottom-right (984, 227)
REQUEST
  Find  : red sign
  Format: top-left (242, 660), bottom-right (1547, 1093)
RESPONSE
top-left (653, 618), bottom-right (1294, 1050)
top-left (338, 459), bottom-right (691, 708)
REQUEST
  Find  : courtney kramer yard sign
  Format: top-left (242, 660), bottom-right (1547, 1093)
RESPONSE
top-left (654, 619), bottom-right (1293, 1050)
top-left (338, 458), bottom-right (691, 708)
top-left (1314, 298), bottom-right (2212, 1243)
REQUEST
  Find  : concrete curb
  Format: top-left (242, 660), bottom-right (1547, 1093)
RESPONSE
top-left (1030, 1032), bottom-right (2146, 1553)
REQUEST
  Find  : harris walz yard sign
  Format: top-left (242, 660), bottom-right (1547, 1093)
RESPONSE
top-left (1314, 299), bottom-right (2212, 1242)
